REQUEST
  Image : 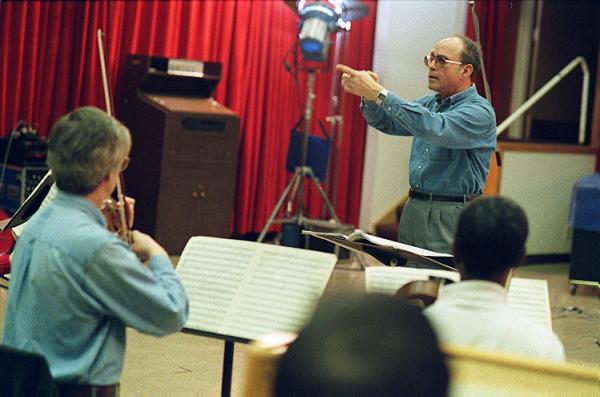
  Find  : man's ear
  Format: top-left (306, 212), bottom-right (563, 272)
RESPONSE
top-left (99, 170), bottom-right (117, 191)
top-left (513, 247), bottom-right (527, 269)
top-left (461, 64), bottom-right (473, 79)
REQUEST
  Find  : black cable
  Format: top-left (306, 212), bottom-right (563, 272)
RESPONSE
top-left (281, 40), bottom-right (304, 118)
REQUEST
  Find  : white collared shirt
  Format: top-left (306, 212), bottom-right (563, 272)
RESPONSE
top-left (425, 280), bottom-right (565, 361)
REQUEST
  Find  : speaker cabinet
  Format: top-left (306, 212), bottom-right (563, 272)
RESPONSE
top-left (120, 55), bottom-right (239, 253)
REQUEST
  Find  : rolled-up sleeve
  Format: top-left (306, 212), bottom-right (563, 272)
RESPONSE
top-left (82, 243), bottom-right (189, 336)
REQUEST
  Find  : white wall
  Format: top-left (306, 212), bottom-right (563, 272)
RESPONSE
top-left (359, 1), bottom-right (468, 231)
top-left (499, 152), bottom-right (596, 255)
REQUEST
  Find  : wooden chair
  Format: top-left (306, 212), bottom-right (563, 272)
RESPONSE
top-left (241, 332), bottom-right (297, 397)
top-left (0, 345), bottom-right (59, 396)
top-left (443, 344), bottom-right (600, 396)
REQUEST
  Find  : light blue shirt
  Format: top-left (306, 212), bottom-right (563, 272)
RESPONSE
top-left (3, 190), bottom-right (189, 385)
top-left (361, 84), bottom-right (496, 195)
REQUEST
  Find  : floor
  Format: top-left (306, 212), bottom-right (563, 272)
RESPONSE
top-left (0, 257), bottom-right (598, 396)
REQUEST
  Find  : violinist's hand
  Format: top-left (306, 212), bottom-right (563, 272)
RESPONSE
top-left (104, 196), bottom-right (135, 232)
top-left (336, 64), bottom-right (383, 101)
top-left (130, 230), bottom-right (169, 264)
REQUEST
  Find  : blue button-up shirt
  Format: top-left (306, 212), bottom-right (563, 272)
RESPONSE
top-left (361, 84), bottom-right (496, 194)
top-left (3, 190), bottom-right (189, 385)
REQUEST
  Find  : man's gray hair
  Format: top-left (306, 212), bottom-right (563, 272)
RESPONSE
top-left (47, 107), bottom-right (131, 195)
top-left (456, 34), bottom-right (482, 78)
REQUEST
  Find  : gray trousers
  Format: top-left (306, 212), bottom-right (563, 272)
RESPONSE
top-left (398, 198), bottom-right (467, 255)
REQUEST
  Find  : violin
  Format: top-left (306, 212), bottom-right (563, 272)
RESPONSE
top-left (395, 276), bottom-right (454, 309)
top-left (97, 28), bottom-right (133, 244)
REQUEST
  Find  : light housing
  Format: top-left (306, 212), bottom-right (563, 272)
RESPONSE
top-left (297, 1), bottom-right (342, 62)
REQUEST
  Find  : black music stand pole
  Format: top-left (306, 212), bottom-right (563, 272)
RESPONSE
top-left (221, 340), bottom-right (235, 397)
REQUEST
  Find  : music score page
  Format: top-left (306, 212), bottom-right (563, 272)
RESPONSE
top-left (365, 266), bottom-right (553, 329)
top-left (176, 237), bottom-right (337, 341)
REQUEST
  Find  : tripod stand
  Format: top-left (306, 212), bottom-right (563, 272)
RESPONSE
top-left (257, 71), bottom-right (343, 243)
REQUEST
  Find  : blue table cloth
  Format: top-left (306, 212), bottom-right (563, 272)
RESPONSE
top-left (568, 172), bottom-right (600, 234)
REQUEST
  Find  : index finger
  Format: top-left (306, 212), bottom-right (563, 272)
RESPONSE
top-left (336, 64), bottom-right (358, 75)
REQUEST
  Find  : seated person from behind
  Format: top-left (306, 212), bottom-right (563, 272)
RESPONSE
top-left (275, 294), bottom-right (449, 397)
top-left (424, 196), bottom-right (565, 361)
top-left (2, 107), bottom-right (189, 394)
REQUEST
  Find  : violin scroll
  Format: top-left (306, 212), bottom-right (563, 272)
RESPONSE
top-left (101, 196), bottom-right (134, 243)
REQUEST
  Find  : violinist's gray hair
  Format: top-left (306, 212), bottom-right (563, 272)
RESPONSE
top-left (47, 106), bottom-right (131, 195)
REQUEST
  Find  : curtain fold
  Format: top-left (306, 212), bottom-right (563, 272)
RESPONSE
top-left (0, 0), bottom-right (377, 235)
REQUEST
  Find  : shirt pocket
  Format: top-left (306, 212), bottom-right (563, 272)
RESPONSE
top-left (430, 147), bottom-right (457, 161)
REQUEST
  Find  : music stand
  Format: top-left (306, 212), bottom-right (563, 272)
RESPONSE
top-left (0, 171), bottom-right (54, 232)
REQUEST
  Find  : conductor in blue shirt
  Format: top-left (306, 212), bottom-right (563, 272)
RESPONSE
top-left (3, 107), bottom-right (189, 396)
top-left (337, 35), bottom-right (496, 254)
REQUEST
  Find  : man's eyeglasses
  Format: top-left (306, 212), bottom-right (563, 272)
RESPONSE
top-left (424, 53), bottom-right (464, 67)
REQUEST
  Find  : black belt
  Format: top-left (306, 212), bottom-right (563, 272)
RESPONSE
top-left (409, 189), bottom-right (480, 203)
top-left (57, 383), bottom-right (119, 397)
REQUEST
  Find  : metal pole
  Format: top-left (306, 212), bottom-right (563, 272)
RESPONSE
top-left (496, 56), bottom-right (590, 143)
top-left (221, 340), bottom-right (234, 397)
top-left (328, 30), bottom-right (347, 210)
top-left (296, 72), bottom-right (315, 219)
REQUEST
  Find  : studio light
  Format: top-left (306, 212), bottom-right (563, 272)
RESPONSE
top-left (297, 0), bottom-right (343, 62)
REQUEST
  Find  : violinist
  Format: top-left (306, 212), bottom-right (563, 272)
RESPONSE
top-left (424, 196), bottom-right (565, 361)
top-left (2, 107), bottom-right (189, 397)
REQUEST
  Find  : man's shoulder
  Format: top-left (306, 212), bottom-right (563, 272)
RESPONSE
top-left (503, 310), bottom-right (565, 360)
top-left (464, 91), bottom-right (496, 117)
top-left (415, 93), bottom-right (437, 106)
top-left (24, 202), bottom-right (116, 250)
top-left (425, 302), bottom-right (564, 360)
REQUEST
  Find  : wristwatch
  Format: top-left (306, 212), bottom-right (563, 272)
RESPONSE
top-left (375, 88), bottom-right (388, 106)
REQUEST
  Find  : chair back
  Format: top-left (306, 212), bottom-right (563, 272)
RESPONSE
top-left (241, 332), bottom-right (297, 397)
top-left (444, 343), bottom-right (600, 396)
top-left (0, 345), bottom-right (59, 396)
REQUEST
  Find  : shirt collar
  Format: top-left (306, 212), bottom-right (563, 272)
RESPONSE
top-left (435, 83), bottom-right (477, 105)
top-left (54, 189), bottom-right (107, 227)
top-left (438, 279), bottom-right (508, 304)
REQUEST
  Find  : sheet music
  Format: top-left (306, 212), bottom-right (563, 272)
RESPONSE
top-left (176, 237), bottom-right (336, 341)
top-left (507, 277), bottom-right (552, 330)
top-left (365, 266), bottom-right (460, 294)
top-left (365, 268), bottom-right (553, 330)
top-left (11, 176), bottom-right (57, 237)
top-left (359, 233), bottom-right (453, 258)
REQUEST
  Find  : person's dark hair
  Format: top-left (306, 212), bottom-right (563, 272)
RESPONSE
top-left (456, 35), bottom-right (481, 78)
top-left (47, 107), bottom-right (131, 195)
top-left (454, 196), bottom-right (528, 279)
top-left (275, 294), bottom-right (449, 397)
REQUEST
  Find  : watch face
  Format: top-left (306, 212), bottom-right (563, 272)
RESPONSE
top-left (377, 90), bottom-right (386, 105)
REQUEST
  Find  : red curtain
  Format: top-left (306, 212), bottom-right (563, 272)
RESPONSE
top-left (465, 0), bottom-right (509, 119)
top-left (0, 0), bottom-right (377, 235)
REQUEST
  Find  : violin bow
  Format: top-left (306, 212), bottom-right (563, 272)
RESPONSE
top-left (97, 28), bottom-right (132, 244)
